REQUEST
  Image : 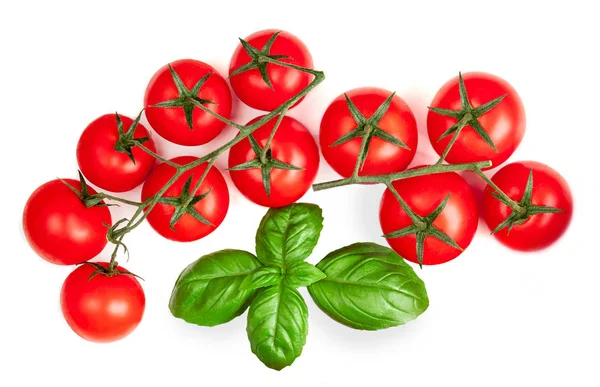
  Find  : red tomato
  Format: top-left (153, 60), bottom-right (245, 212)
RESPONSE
top-left (483, 161), bottom-right (573, 251)
top-left (23, 179), bottom-right (112, 265)
top-left (427, 72), bottom-right (525, 169)
top-left (228, 115), bottom-right (320, 207)
top-left (229, 29), bottom-right (313, 111)
top-left (76, 113), bottom-right (156, 192)
top-left (60, 263), bottom-right (145, 343)
top-left (141, 156), bottom-right (229, 242)
top-left (379, 171), bottom-right (478, 265)
top-left (320, 87), bottom-right (418, 178)
top-left (144, 59), bottom-right (232, 146)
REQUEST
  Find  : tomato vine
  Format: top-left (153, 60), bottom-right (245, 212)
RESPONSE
top-left (85, 57), bottom-right (325, 274)
top-left (312, 73), bottom-right (533, 266)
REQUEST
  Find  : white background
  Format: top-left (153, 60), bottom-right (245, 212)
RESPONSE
top-left (1, 1), bottom-right (599, 386)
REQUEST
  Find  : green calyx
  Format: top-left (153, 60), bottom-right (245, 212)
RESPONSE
top-left (228, 134), bottom-right (302, 197)
top-left (151, 64), bottom-right (215, 130)
top-left (229, 31), bottom-right (290, 89)
top-left (383, 193), bottom-right (462, 267)
top-left (490, 169), bottom-right (564, 234)
top-left (428, 72), bottom-right (506, 152)
top-left (332, 92), bottom-right (409, 172)
top-left (81, 261), bottom-right (143, 281)
top-left (157, 175), bottom-right (214, 230)
top-left (59, 171), bottom-right (113, 208)
top-left (114, 111), bottom-right (150, 164)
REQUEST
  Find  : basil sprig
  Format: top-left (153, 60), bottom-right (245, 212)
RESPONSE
top-left (169, 203), bottom-right (429, 371)
top-left (170, 203), bottom-right (324, 370)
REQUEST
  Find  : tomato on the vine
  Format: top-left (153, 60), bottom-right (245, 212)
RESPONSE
top-left (228, 115), bottom-right (320, 208)
top-left (23, 179), bottom-right (112, 265)
top-left (379, 171), bottom-right (478, 265)
top-left (144, 59), bottom-right (232, 146)
top-left (427, 72), bottom-right (525, 169)
top-left (320, 87), bottom-right (418, 178)
top-left (483, 161), bottom-right (573, 251)
top-left (141, 156), bottom-right (229, 242)
top-left (60, 263), bottom-right (145, 343)
top-left (77, 113), bottom-right (156, 192)
top-left (229, 29), bottom-right (313, 111)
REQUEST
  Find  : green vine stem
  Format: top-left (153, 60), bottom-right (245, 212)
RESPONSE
top-left (433, 113), bottom-right (472, 165)
top-left (312, 161), bottom-right (491, 191)
top-left (101, 59), bottom-right (324, 272)
top-left (260, 112), bottom-right (287, 163)
top-left (474, 168), bottom-right (522, 212)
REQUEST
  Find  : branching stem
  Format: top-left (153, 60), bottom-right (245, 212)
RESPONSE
top-left (103, 58), bottom-right (325, 268)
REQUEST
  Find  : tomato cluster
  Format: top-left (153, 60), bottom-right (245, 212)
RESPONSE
top-left (22, 29), bottom-right (573, 344)
top-left (22, 29), bottom-right (320, 343)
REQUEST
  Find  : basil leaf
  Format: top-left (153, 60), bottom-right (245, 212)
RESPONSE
top-left (308, 242), bottom-right (429, 330)
top-left (240, 267), bottom-right (283, 291)
top-left (247, 285), bottom-right (308, 371)
top-left (284, 261), bottom-right (326, 288)
top-left (169, 249), bottom-right (262, 327)
top-left (255, 203), bottom-right (323, 268)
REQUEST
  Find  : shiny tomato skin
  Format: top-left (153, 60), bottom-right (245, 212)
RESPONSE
top-left (228, 115), bottom-right (320, 208)
top-left (320, 87), bottom-right (418, 178)
top-left (76, 114), bottom-right (156, 192)
top-left (427, 72), bottom-right (525, 169)
top-left (60, 263), bottom-right (145, 343)
top-left (483, 161), bottom-right (573, 251)
top-left (379, 171), bottom-right (478, 265)
top-left (229, 29), bottom-right (313, 111)
top-left (141, 156), bottom-right (229, 242)
top-left (22, 179), bottom-right (112, 265)
top-left (144, 59), bottom-right (232, 146)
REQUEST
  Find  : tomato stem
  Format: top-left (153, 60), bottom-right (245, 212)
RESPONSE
top-left (385, 182), bottom-right (427, 230)
top-left (313, 161), bottom-right (492, 191)
top-left (474, 169), bottom-right (522, 212)
top-left (351, 126), bottom-right (373, 178)
top-left (136, 143), bottom-right (180, 168)
top-left (260, 112), bottom-right (287, 163)
top-left (98, 194), bottom-right (143, 207)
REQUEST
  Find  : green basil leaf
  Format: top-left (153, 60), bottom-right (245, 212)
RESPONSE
top-left (308, 242), bottom-right (429, 330)
top-left (255, 203), bottom-right (324, 268)
top-left (169, 249), bottom-right (262, 327)
top-left (240, 267), bottom-right (283, 291)
top-left (284, 261), bottom-right (326, 288)
top-left (247, 285), bottom-right (308, 371)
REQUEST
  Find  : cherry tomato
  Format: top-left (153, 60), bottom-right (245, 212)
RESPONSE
top-left (76, 113), bottom-right (156, 192)
top-left (379, 171), bottom-right (478, 265)
top-left (144, 59), bottom-right (232, 146)
top-left (229, 29), bottom-right (313, 111)
top-left (60, 263), bottom-right (145, 343)
top-left (483, 161), bottom-right (573, 251)
top-left (427, 72), bottom-right (525, 169)
top-left (23, 179), bottom-right (112, 265)
top-left (141, 156), bottom-right (229, 242)
top-left (228, 115), bottom-right (320, 207)
top-left (320, 87), bottom-right (418, 178)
